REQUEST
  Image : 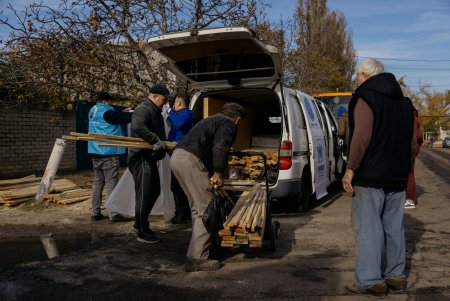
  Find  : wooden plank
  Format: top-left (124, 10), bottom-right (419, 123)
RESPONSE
top-left (97, 143), bottom-right (153, 149)
top-left (58, 196), bottom-right (91, 205)
top-left (64, 133), bottom-right (176, 150)
top-left (235, 237), bottom-right (249, 245)
top-left (0, 178), bottom-right (77, 200)
top-left (223, 180), bottom-right (256, 186)
top-left (218, 229), bottom-right (233, 236)
top-left (3, 197), bottom-right (34, 207)
top-left (221, 236), bottom-right (236, 242)
top-left (0, 175), bottom-right (40, 187)
top-left (0, 180), bottom-right (43, 191)
top-left (221, 241), bottom-right (235, 248)
top-left (70, 132), bottom-right (145, 143)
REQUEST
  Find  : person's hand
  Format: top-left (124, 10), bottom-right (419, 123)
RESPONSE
top-left (152, 140), bottom-right (166, 152)
top-left (122, 107), bottom-right (133, 112)
top-left (210, 172), bottom-right (223, 188)
top-left (342, 169), bottom-right (354, 193)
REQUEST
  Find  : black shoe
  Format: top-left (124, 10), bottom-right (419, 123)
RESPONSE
top-left (345, 283), bottom-right (387, 299)
top-left (90, 214), bottom-right (105, 221)
top-left (137, 231), bottom-right (160, 244)
top-left (185, 257), bottom-right (221, 272)
top-left (385, 277), bottom-right (406, 293)
top-left (109, 214), bottom-right (133, 223)
top-left (171, 216), bottom-right (187, 224)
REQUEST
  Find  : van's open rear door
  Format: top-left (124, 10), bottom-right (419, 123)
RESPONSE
top-left (146, 27), bottom-right (282, 89)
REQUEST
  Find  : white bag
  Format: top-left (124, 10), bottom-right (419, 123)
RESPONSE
top-left (105, 158), bottom-right (175, 221)
top-left (105, 168), bottom-right (135, 217)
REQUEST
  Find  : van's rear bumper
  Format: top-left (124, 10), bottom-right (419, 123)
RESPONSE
top-left (270, 179), bottom-right (301, 199)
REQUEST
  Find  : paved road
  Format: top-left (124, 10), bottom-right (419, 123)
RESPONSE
top-left (0, 147), bottom-right (449, 301)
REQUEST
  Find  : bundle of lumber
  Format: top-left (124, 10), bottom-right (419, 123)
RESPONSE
top-left (0, 177), bottom-right (78, 207)
top-left (219, 184), bottom-right (267, 248)
top-left (228, 149), bottom-right (278, 180)
top-left (62, 132), bottom-right (176, 150)
top-left (44, 188), bottom-right (92, 205)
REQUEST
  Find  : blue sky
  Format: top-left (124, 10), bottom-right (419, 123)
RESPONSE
top-left (1, 0), bottom-right (449, 92)
top-left (267, 0), bottom-right (450, 92)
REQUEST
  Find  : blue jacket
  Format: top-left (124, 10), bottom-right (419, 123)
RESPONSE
top-left (167, 108), bottom-right (195, 142)
top-left (88, 103), bottom-right (128, 155)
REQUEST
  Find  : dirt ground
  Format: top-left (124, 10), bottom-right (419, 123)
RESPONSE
top-left (0, 148), bottom-right (449, 301)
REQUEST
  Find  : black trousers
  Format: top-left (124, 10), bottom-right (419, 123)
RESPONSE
top-left (171, 172), bottom-right (191, 221)
top-left (129, 156), bottom-right (160, 233)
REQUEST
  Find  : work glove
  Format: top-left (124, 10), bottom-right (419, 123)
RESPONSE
top-left (153, 140), bottom-right (166, 152)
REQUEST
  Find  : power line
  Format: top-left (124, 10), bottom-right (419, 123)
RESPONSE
top-left (357, 56), bottom-right (450, 63)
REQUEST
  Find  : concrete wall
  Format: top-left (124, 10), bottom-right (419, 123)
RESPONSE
top-left (0, 105), bottom-right (77, 179)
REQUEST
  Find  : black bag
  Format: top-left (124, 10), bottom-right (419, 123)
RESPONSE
top-left (202, 189), bottom-right (226, 233)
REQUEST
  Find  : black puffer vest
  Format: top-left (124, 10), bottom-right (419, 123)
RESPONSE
top-left (348, 73), bottom-right (414, 189)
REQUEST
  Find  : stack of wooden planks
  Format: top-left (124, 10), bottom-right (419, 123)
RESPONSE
top-left (44, 188), bottom-right (92, 205)
top-left (0, 175), bottom-right (78, 207)
top-left (62, 132), bottom-right (176, 150)
top-left (219, 184), bottom-right (267, 248)
top-left (228, 150), bottom-right (278, 180)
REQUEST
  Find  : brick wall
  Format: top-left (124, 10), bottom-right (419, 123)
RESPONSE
top-left (0, 105), bottom-right (77, 179)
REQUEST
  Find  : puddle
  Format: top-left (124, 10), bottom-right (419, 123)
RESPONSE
top-left (0, 233), bottom-right (98, 271)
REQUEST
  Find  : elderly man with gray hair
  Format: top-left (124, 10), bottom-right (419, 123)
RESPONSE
top-left (170, 102), bottom-right (245, 272)
top-left (343, 59), bottom-right (418, 297)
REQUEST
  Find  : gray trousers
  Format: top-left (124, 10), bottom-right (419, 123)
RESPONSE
top-left (352, 186), bottom-right (406, 289)
top-left (170, 149), bottom-right (212, 259)
top-left (91, 157), bottom-right (119, 216)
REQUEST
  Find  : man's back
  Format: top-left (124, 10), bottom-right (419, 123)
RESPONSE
top-left (348, 72), bottom-right (414, 188)
top-left (177, 114), bottom-right (237, 173)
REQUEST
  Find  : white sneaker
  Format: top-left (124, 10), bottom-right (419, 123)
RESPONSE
top-left (404, 201), bottom-right (415, 209)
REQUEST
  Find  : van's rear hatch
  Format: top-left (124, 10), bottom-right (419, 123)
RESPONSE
top-left (146, 27), bottom-right (282, 89)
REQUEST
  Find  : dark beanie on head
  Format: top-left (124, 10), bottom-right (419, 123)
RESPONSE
top-left (96, 91), bottom-right (111, 101)
top-left (222, 102), bottom-right (246, 118)
top-left (149, 84), bottom-right (170, 97)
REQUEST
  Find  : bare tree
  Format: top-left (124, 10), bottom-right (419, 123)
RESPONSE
top-left (0, 0), bottom-right (267, 108)
top-left (286, 0), bottom-right (356, 94)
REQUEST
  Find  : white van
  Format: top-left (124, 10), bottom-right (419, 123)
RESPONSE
top-left (148, 27), bottom-right (343, 212)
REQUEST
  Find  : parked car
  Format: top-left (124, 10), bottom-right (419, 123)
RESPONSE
top-left (443, 137), bottom-right (450, 148)
top-left (147, 27), bottom-right (344, 212)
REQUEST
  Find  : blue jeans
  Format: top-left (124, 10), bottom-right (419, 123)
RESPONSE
top-left (352, 186), bottom-right (406, 289)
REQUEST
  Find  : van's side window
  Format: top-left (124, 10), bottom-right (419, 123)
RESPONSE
top-left (313, 101), bottom-right (325, 131)
top-left (293, 98), bottom-right (307, 129)
top-left (325, 108), bottom-right (337, 136)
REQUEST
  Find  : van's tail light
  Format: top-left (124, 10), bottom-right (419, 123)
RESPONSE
top-left (279, 140), bottom-right (292, 170)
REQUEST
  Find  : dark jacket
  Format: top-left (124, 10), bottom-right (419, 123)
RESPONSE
top-left (128, 99), bottom-right (166, 163)
top-left (176, 114), bottom-right (237, 174)
top-left (348, 72), bottom-right (414, 189)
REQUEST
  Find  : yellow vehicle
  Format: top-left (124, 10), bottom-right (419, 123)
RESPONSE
top-left (313, 92), bottom-right (353, 118)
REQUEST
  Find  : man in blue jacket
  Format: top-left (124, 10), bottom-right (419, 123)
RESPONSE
top-left (88, 92), bottom-right (132, 221)
top-left (167, 94), bottom-right (195, 224)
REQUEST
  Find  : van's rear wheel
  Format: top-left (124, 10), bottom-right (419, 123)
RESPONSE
top-left (297, 170), bottom-right (312, 212)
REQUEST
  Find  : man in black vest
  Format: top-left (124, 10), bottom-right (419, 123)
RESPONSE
top-left (128, 84), bottom-right (170, 244)
top-left (343, 59), bottom-right (418, 298)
